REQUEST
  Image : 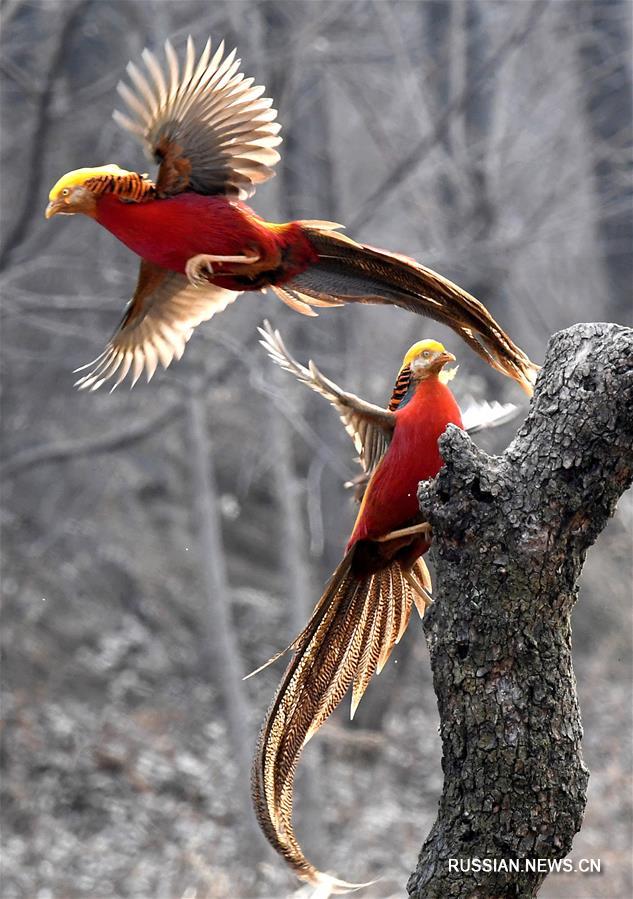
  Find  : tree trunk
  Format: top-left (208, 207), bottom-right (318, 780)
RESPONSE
top-left (575, 0), bottom-right (633, 319)
top-left (408, 322), bottom-right (633, 898)
top-left (186, 392), bottom-right (264, 856)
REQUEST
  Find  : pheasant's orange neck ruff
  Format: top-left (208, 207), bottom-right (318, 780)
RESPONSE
top-left (86, 171), bottom-right (157, 203)
top-left (388, 365), bottom-right (412, 411)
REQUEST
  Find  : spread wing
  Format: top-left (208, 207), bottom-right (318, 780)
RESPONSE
top-left (113, 36), bottom-right (281, 199)
top-left (261, 321), bottom-right (521, 502)
top-left (461, 399), bottom-right (520, 433)
top-left (259, 321), bottom-right (395, 474)
top-left (74, 261), bottom-right (240, 391)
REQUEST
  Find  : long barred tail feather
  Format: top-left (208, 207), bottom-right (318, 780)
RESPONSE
top-left (278, 225), bottom-right (539, 395)
top-left (251, 548), bottom-right (427, 892)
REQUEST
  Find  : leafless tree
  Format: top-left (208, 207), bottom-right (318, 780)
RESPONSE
top-left (2, 3), bottom-right (631, 897)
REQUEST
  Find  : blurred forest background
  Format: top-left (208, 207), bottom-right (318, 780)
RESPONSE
top-left (1, 1), bottom-right (631, 897)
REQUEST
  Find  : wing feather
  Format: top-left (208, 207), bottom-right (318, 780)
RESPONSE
top-left (74, 261), bottom-right (240, 391)
top-left (461, 398), bottom-right (520, 433)
top-left (260, 323), bottom-right (522, 506)
top-left (258, 320), bottom-right (395, 473)
top-left (114, 36), bottom-right (281, 199)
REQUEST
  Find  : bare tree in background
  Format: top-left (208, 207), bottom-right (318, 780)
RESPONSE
top-left (1, 2), bottom-right (631, 898)
top-left (186, 387), bottom-right (264, 857)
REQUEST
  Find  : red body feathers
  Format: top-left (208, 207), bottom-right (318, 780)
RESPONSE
top-left (94, 193), bottom-right (318, 289)
top-left (348, 377), bottom-right (463, 549)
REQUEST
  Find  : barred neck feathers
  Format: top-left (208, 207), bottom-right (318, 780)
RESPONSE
top-left (49, 165), bottom-right (157, 206)
top-left (84, 170), bottom-right (157, 203)
top-left (388, 365), bottom-right (412, 411)
top-left (388, 361), bottom-right (458, 412)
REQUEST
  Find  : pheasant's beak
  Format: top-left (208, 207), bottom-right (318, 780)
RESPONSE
top-left (45, 199), bottom-right (67, 219)
top-left (422, 350), bottom-right (456, 374)
top-left (431, 351), bottom-right (456, 371)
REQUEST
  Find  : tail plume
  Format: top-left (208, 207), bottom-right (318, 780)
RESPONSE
top-left (251, 549), bottom-right (429, 891)
top-left (278, 225), bottom-right (539, 395)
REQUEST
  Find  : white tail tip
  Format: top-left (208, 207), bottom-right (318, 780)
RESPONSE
top-left (308, 872), bottom-right (378, 898)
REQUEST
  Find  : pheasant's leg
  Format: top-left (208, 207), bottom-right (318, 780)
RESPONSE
top-left (186, 252), bottom-right (261, 287)
top-left (375, 522), bottom-right (432, 543)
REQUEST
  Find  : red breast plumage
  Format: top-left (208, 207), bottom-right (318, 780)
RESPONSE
top-left (93, 192), bottom-right (317, 286)
top-left (348, 376), bottom-right (463, 548)
top-left (251, 337), bottom-right (466, 893)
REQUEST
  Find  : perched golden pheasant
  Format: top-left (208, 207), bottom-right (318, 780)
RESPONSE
top-left (251, 330), bottom-right (502, 892)
top-left (46, 36), bottom-right (538, 393)
top-left (260, 320), bottom-right (519, 502)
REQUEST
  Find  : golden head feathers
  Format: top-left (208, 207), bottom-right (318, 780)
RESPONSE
top-left (400, 339), bottom-right (457, 386)
top-left (48, 165), bottom-right (135, 200)
top-left (402, 338), bottom-right (447, 367)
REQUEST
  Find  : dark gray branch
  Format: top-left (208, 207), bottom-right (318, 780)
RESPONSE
top-left (1, 407), bottom-right (179, 479)
top-left (408, 322), bottom-right (633, 898)
top-left (346, 1), bottom-right (547, 233)
top-left (0, 0), bottom-right (87, 269)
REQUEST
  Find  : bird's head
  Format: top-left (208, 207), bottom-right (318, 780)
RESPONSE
top-left (45, 164), bottom-right (134, 219)
top-left (404, 339), bottom-right (456, 380)
top-left (388, 339), bottom-right (457, 411)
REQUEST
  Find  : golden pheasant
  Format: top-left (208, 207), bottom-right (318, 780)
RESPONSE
top-left (45, 36), bottom-right (538, 393)
top-left (260, 320), bottom-right (519, 502)
top-left (251, 333), bottom-right (479, 892)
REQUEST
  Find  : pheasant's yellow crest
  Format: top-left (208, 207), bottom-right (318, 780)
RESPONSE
top-left (400, 339), bottom-right (457, 384)
top-left (402, 339), bottom-right (447, 366)
top-left (48, 165), bottom-right (135, 200)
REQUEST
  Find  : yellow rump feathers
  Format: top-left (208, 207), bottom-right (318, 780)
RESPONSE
top-left (48, 165), bottom-right (135, 200)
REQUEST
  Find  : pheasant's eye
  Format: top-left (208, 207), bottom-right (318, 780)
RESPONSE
top-left (422, 350), bottom-right (430, 358)
top-left (61, 188), bottom-right (70, 197)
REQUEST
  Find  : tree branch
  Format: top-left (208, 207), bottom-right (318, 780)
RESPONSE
top-left (1, 407), bottom-right (178, 479)
top-left (185, 391), bottom-right (266, 858)
top-left (346, 0), bottom-right (548, 233)
top-left (408, 322), bottom-right (633, 898)
top-left (0, 0), bottom-right (87, 269)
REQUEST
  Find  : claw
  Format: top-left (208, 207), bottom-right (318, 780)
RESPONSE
top-left (376, 522), bottom-right (433, 543)
top-left (185, 251), bottom-right (261, 288)
top-left (185, 255), bottom-right (212, 288)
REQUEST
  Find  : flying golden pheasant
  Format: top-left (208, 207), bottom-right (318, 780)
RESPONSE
top-left (251, 330), bottom-right (509, 892)
top-left (45, 36), bottom-right (538, 393)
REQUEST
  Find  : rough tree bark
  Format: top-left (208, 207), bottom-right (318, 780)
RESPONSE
top-left (408, 322), bottom-right (633, 899)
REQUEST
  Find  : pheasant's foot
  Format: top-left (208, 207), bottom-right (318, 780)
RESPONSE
top-left (185, 252), bottom-right (261, 287)
top-left (376, 522), bottom-right (432, 543)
